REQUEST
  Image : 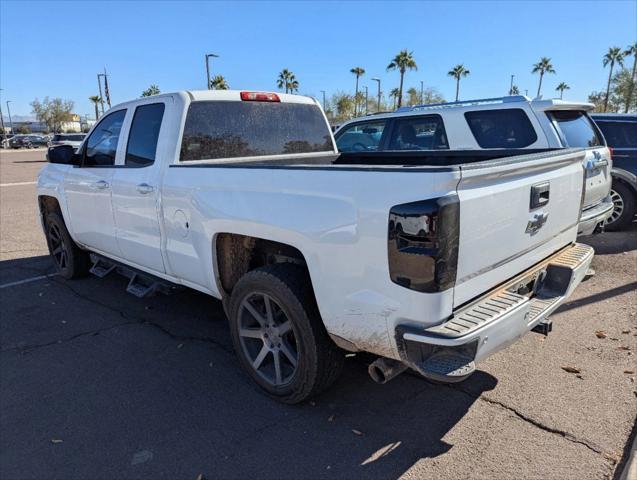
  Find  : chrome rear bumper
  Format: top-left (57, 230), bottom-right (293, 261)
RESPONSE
top-left (396, 243), bottom-right (594, 380)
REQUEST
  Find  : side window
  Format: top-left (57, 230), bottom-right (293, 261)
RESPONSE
top-left (84, 110), bottom-right (126, 166)
top-left (335, 121), bottom-right (386, 152)
top-left (387, 115), bottom-right (448, 150)
top-left (465, 108), bottom-right (538, 148)
top-left (596, 121), bottom-right (637, 148)
top-left (125, 103), bottom-right (165, 167)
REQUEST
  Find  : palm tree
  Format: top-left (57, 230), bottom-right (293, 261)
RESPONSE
top-left (389, 88), bottom-right (401, 110)
top-left (603, 47), bottom-right (625, 112)
top-left (141, 84), bottom-right (160, 97)
top-left (623, 42), bottom-right (636, 113)
top-left (555, 82), bottom-right (570, 99)
top-left (532, 57), bottom-right (556, 98)
top-left (88, 95), bottom-right (101, 120)
top-left (288, 77), bottom-right (299, 94)
top-left (386, 50), bottom-right (417, 109)
top-left (277, 69), bottom-right (299, 94)
top-left (447, 64), bottom-right (470, 101)
top-left (350, 67), bottom-right (365, 115)
top-left (210, 75), bottom-right (229, 90)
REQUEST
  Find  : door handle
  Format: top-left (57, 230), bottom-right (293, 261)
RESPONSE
top-left (136, 183), bottom-right (154, 194)
top-left (93, 180), bottom-right (110, 190)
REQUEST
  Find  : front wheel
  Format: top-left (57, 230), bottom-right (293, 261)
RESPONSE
top-left (44, 212), bottom-right (90, 279)
top-left (605, 181), bottom-right (636, 231)
top-left (228, 264), bottom-right (344, 404)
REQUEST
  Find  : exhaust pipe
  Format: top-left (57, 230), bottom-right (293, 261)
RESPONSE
top-left (368, 357), bottom-right (408, 384)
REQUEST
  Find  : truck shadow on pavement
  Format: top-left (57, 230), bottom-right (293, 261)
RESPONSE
top-left (1, 255), bottom-right (498, 479)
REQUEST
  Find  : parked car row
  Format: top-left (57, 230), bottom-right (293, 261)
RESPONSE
top-left (41, 90), bottom-right (599, 403)
top-left (2, 133), bottom-right (86, 150)
top-left (590, 114), bottom-right (637, 230)
top-left (335, 96), bottom-right (635, 232)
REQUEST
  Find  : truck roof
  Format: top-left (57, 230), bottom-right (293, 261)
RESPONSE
top-left (339, 95), bottom-right (595, 129)
top-left (108, 90), bottom-right (318, 111)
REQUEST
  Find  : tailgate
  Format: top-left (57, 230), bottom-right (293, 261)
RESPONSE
top-left (453, 149), bottom-right (586, 307)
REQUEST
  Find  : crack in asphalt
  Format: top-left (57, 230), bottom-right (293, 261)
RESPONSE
top-left (1, 320), bottom-right (140, 353)
top-left (1, 277), bottom-right (234, 355)
top-left (449, 384), bottom-right (612, 461)
top-left (0, 275), bottom-right (621, 470)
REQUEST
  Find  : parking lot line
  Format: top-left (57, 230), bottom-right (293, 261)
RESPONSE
top-left (0, 273), bottom-right (57, 289)
top-left (0, 181), bottom-right (37, 187)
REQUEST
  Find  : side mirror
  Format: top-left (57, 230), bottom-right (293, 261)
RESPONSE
top-left (47, 145), bottom-right (80, 165)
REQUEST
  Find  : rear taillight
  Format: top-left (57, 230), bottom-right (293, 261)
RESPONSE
top-left (608, 147), bottom-right (613, 160)
top-left (240, 91), bottom-right (280, 102)
top-left (388, 196), bottom-right (459, 293)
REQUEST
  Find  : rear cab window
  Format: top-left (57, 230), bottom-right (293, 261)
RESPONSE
top-left (465, 108), bottom-right (538, 148)
top-left (547, 110), bottom-right (602, 148)
top-left (335, 121), bottom-right (386, 152)
top-left (180, 101), bottom-right (334, 161)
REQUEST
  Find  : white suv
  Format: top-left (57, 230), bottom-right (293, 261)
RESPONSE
top-left (335, 96), bottom-right (613, 235)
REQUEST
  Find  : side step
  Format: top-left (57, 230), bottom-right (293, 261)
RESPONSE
top-left (89, 253), bottom-right (178, 298)
top-left (90, 257), bottom-right (116, 278)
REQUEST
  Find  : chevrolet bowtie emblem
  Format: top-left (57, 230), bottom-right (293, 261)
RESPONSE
top-left (526, 212), bottom-right (549, 235)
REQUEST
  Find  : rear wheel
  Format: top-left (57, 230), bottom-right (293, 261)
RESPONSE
top-left (228, 264), bottom-right (343, 404)
top-left (44, 212), bottom-right (90, 279)
top-left (605, 181), bottom-right (635, 231)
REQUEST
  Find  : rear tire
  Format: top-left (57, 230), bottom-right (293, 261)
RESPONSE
top-left (605, 181), bottom-right (635, 231)
top-left (44, 212), bottom-right (90, 279)
top-left (228, 264), bottom-right (344, 404)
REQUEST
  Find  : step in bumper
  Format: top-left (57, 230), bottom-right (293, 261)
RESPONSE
top-left (396, 243), bottom-right (594, 377)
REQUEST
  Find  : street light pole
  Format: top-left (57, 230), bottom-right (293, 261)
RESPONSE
top-left (205, 53), bottom-right (219, 90)
top-left (6, 101), bottom-right (13, 135)
top-left (364, 86), bottom-right (368, 114)
top-left (420, 80), bottom-right (424, 104)
top-left (372, 77), bottom-right (381, 113)
top-left (97, 74), bottom-right (105, 115)
top-left (509, 74), bottom-right (515, 95)
top-left (320, 90), bottom-right (326, 112)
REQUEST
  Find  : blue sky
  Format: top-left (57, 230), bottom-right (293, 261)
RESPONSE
top-left (1, 0), bottom-right (635, 118)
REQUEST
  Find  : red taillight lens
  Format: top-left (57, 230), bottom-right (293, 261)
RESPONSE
top-left (240, 91), bottom-right (280, 102)
top-left (608, 147), bottom-right (613, 160)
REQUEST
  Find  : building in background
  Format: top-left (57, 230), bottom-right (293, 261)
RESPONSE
top-left (1, 114), bottom-right (95, 133)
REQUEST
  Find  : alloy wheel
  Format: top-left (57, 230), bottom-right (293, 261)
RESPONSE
top-left (237, 292), bottom-right (299, 387)
top-left (48, 223), bottom-right (69, 270)
top-left (606, 188), bottom-right (624, 226)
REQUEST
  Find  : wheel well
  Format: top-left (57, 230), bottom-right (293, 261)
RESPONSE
top-left (215, 233), bottom-right (308, 296)
top-left (612, 176), bottom-right (637, 194)
top-left (38, 195), bottom-right (62, 217)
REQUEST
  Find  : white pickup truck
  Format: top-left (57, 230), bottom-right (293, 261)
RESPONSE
top-left (39, 90), bottom-right (594, 403)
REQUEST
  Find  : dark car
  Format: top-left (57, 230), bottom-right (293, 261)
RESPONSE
top-left (591, 114), bottom-right (637, 230)
top-left (9, 134), bottom-right (50, 149)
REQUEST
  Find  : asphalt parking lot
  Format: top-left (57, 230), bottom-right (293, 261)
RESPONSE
top-left (0, 148), bottom-right (635, 480)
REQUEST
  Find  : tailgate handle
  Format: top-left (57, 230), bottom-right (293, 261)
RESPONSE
top-left (530, 182), bottom-right (550, 209)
